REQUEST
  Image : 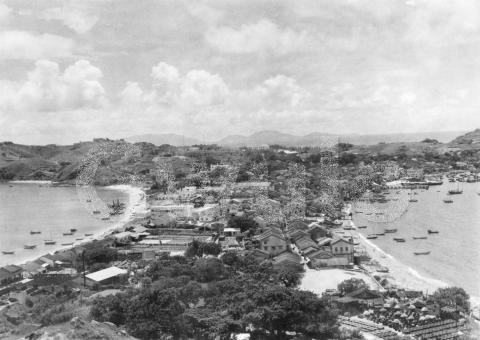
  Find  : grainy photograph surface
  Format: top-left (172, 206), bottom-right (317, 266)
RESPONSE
top-left (0, 1), bottom-right (479, 339)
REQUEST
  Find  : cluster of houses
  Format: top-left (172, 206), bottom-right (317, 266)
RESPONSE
top-left (248, 218), bottom-right (359, 269)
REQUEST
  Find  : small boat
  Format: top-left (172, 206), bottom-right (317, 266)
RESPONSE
top-left (413, 236), bottom-right (427, 240)
top-left (393, 238), bottom-right (406, 242)
top-left (61, 242), bottom-right (74, 246)
top-left (44, 240), bottom-right (56, 245)
top-left (101, 217), bottom-right (110, 221)
top-left (408, 199), bottom-right (418, 202)
top-left (24, 244), bottom-right (36, 249)
top-left (375, 212), bottom-right (384, 215)
top-left (376, 232), bottom-right (385, 236)
top-left (427, 229), bottom-right (439, 234)
top-left (357, 225), bottom-right (367, 229)
top-left (366, 234), bottom-right (378, 239)
top-left (448, 183), bottom-right (463, 195)
top-left (93, 210), bottom-right (101, 214)
top-left (385, 228), bottom-right (397, 233)
top-left (355, 211), bottom-right (363, 213)
top-left (85, 233), bottom-right (93, 236)
top-left (443, 198), bottom-right (453, 203)
top-left (365, 213), bottom-right (372, 215)
top-left (30, 231), bottom-right (41, 235)
top-left (63, 232), bottom-right (73, 236)
top-left (2, 251), bottom-right (14, 255)
top-left (75, 238), bottom-right (83, 241)
top-left (414, 251), bottom-right (431, 255)
top-left (70, 228), bottom-right (77, 233)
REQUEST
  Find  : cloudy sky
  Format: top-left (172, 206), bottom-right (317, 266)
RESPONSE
top-left (0, 0), bottom-right (479, 144)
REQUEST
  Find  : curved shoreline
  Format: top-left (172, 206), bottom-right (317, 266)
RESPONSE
top-left (345, 203), bottom-right (480, 310)
top-left (1, 184), bottom-right (147, 268)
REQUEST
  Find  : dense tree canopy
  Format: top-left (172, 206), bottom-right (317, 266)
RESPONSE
top-left (90, 252), bottom-right (340, 340)
top-left (431, 287), bottom-right (470, 313)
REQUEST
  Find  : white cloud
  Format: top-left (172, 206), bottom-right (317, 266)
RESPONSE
top-left (254, 75), bottom-right (310, 108)
top-left (1, 59), bottom-right (106, 112)
top-left (130, 61), bottom-right (230, 109)
top-left (205, 19), bottom-right (310, 54)
top-left (40, 6), bottom-right (98, 34)
top-left (0, 3), bottom-right (11, 22)
top-left (0, 31), bottom-right (74, 60)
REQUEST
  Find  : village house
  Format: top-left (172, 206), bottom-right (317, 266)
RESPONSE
top-left (0, 265), bottom-right (23, 285)
top-left (294, 235), bottom-right (319, 255)
top-left (223, 227), bottom-right (241, 237)
top-left (253, 229), bottom-right (287, 255)
top-left (272, 251), bottom-right (302, 268)
top-left (85, 266), bottom-right (128, 287)
top-left (330, 238), bottom-right (354, 264)
top-left (191, 204), bottom-right (219, 222)
top-left (150, 204), bottom-right (193, 224)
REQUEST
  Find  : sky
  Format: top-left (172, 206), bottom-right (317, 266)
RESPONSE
top-left (0, 0), bottom-right (480, 144)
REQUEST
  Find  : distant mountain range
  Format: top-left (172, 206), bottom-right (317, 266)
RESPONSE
top-left (126, 134), bottom-right (202, 146)
top-left (1, 129), bottom-right (478, 182)
top-left (126, 130), bottom-right (466, 147)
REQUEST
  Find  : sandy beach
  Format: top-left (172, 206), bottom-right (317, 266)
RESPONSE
top-left (354, 231), bottom-right (448, 293)
top-left (342, 203), bottom-right (448, 293)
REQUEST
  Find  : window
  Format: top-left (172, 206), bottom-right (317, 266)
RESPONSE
top-left (271, 246), bottom-right (276, 250)
top-left (340, 247), bottom-right (343, 252)
top-left (345, 247), bottom-right (349, 252)
top-left (264, 247), bottom-right (268, 251)
top-left (263, 241), bottom-right (267, 244)
top-left (278, 245), bottom-right (283, 250)
top-left (335, 247), bottom-right (338, 252)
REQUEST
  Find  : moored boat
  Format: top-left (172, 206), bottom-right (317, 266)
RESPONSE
top-left (44, 240), bottom-right (56, 245)
top-left (63, 232), bottom-right (73, 236)
top-left (414, 251), bottom-right (431, 255)
top-left (385, 228), bottom-right (397, 233)
top-left (61, 242), bottom-right (74, 246)
top-left (30, 231), bottom-right (41, 235)
top-left (93, 210), bottom-right (101, 214)
top-left (413, 236), bottom-right (427, 240)
top-left (366, 234), bottom-right (378, 239)
top-left (101, 217), bottom-right (110, 220)
top-left (70, 228), bottom-right (77, 233)
top-left (2, 251), bottom-right (14, 255)
top-left (85, 233), bottom-right (93, 236)
top-left (443, 198), bottom-right (453, 203)
top-left (75, 238), bottom-right (83, 241)
top-left (357, 225), bottom-right (367, 229)
top-left (408, 199), bottom-right (418, 202)
top-left (393, 237), bottom-right (405, 242)
top-left (376, 266), bottom-right (389, 273)
top-left (24, 244), bottom-right (36, 249)
top-left (427, 229), bottom-right (439, 234)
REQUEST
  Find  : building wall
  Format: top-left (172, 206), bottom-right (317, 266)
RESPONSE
top-left (259, 236), bottom-right (287, 255)
top-left (331, 240), bottom-right (354, 263)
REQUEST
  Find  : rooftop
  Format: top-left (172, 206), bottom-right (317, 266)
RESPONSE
top-left (85, 266), bottom-right (127, 282)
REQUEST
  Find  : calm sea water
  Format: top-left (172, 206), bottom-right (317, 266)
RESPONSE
top-left (0, 183), bottom-right (129, 267)
top-left (353, 180), bottom-right (480, 297)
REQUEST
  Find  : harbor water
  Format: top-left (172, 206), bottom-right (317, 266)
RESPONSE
top-left (0, 182), bottom-right (130, 267)
top-left (353, 180), bottom-right (480, 297)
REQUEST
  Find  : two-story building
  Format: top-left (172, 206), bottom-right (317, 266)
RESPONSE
top-left (253, 229), bottom-right (287, 256)
top-left (330, 238), bottom-right (354, 264)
